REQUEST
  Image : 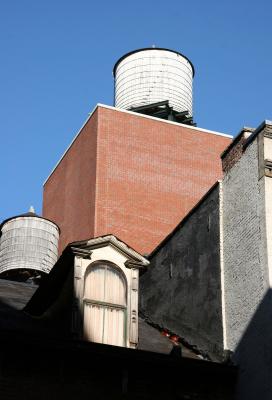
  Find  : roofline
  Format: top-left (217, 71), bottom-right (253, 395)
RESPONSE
top-left (113, 47), bottom-right (195, 77)
top-left (43, 105), bottom-right (99, 185)
top-left (69, 234), bottom-right (150, 266)
top-left (243, 119), bottom-right (272, 149)
top-left (43, 104), bottom-right (232, 185)
top-left (221, 126), bottom-right (255, 159)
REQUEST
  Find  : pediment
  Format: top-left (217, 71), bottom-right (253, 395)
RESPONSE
top-left (70, 235), bottom-right (149, 268)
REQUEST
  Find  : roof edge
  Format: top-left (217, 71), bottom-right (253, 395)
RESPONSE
top-left (221, 126), bottom-right (255, 159)
top-left (43, 104), bottom-right (99, 185)
top-left (43, 104), bottom-right (232, 185)
top-left (98, 105), bottom-right (232, 138)
top-left (243, 119), bottom-right (272, 149)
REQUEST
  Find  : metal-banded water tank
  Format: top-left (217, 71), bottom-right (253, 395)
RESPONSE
top-left (0, 208), bottom-right (60, 276)
top-left (113, 48), bottom-right (194, 117)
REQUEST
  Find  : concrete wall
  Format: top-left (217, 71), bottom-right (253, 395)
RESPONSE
top-left (140, 184), bottom-right (224, 360)
top-left (43, 105), bottom-right (231, 255)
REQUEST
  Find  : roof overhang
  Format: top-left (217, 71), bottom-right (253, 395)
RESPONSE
top-left (69, 235), bottom-right (150, 268)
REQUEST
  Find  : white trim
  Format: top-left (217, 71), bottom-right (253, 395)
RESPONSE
top-left (98, 104), bottom-right (232, 138)
top-left (219, 180), bottom-right (228, 349)
top-left (43, 103), bottom-right (232, 185)
top-left (85, 235), bottom-right (150, 266)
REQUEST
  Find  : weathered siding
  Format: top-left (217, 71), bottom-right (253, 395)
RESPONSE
top-left (140, 184), bottom-right (224, 360)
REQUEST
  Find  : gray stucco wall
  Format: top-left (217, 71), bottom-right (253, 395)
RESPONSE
top-left (222, 137), bottom-right (269, 352)
top-left (140, 184), bottom-right (224, 360)
top-left (222, 130), bottom-right (272, 400)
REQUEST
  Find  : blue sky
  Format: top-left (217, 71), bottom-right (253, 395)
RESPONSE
top-left (1, 0), bottom-right (272, 221)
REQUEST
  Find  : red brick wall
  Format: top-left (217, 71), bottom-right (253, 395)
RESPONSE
top-left (94, 107), bottom-right (231, 253)
top-left (43, 106), bottom-right (231, 254)
top-left (43, 110), bottom-right (98, 253)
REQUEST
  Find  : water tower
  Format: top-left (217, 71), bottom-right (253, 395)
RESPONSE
top-left (113, 47), bottom-right (195, 125)
top-left (0, 207), bottom-right (59, 283)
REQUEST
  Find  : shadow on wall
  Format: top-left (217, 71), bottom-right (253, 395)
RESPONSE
top-left (139, 183), bottom-right (224, 362)
top-left (233, 288), bottom-right (272, 400)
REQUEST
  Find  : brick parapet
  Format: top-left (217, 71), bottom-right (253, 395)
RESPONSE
top-left (221, 127), bottom-right (254, 174)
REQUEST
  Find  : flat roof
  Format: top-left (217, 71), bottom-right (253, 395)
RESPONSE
top-left (43, 104), bottom-right (232, 185)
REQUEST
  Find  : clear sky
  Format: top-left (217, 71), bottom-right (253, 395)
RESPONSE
top-left (1, 0), bottom-right (272, 221)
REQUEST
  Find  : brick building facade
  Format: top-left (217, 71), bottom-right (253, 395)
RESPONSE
top-left (43, 104), bottom-right (231, 254)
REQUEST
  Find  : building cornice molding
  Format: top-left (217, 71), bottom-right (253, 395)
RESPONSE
top-left (70, 247), bottom-right (92, 259)
top-left (124, 260), bottom-right (147, 269)
top-left (71, 235), bottom-right (149, 267)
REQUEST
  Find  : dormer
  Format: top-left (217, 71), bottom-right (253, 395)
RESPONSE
top-left (71, 235), bottom-right (149, 348)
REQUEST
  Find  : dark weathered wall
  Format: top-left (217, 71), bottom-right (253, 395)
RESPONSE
top-left (140, 184), bottom-right (224, 360)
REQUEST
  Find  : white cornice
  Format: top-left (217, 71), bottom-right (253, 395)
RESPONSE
top-left (80, 235), bottom-right (149, 266)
